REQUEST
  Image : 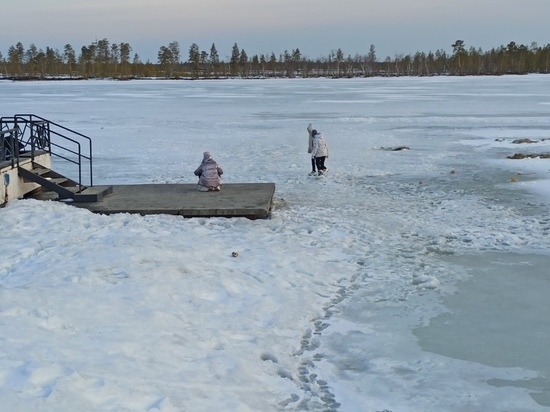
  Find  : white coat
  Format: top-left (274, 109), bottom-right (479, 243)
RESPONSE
top-left (311, 133), bottom-right (329, 158)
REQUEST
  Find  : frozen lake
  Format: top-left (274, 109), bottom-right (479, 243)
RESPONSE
top-left (1, 76), bottom-right (550, 411)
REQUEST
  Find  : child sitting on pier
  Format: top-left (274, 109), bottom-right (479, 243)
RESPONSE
top-left (194, 151), bottom-right (223, 191)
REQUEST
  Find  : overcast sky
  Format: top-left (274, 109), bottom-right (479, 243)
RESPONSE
top-left (1, 0), bottom-right (548, 62)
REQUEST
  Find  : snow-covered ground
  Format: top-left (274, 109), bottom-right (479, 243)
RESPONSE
top-left (1, 76), bottom-right (550, 411)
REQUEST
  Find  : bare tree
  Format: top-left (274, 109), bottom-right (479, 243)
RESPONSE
top-left (230, 43), bottom-right (240, 76)
top-left (63, 44), bottom-right (77, 77)
top-left (239, 49), bottom-right (248, 76)
top-left (157, 46), bottom-right (173, 77)
top-left (189, 43), bottom-right (200, 78)
top-left (168, 41), bottom-right (180, 77)
top-left (210, 43), bottom-right (219, 77)
top-left (452, 40), bottom-right (466, 74)
top-left (119, 43), bottom-right (132, 78)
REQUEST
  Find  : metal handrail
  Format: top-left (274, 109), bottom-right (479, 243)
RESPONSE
top-left (0, 114), bottom-right (94, 188)
top-left (0, 127), bottom-right (22, 167)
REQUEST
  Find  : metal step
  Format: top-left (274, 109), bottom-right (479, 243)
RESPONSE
top-left (73, 185), bottom-right (113, 203)
top-left (18, 163), bottom-right (112, 202)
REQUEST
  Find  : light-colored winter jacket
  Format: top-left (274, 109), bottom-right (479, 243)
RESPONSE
top-left (311, 133), bottom-right (329, 158)
top-left (194, 158), bottom-right (223, 188)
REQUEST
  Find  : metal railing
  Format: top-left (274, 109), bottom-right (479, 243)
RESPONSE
top-left (0, 127), bottom-right (22, 165)
top-left (0, 114), bottom-right (94, 188)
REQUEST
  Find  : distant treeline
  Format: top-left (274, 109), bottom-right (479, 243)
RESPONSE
top-left (1, 39), bottom-right (549, 80)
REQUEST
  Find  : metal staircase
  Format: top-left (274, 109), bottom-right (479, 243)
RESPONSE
top-left (1, 114), bottom-right (112, 203)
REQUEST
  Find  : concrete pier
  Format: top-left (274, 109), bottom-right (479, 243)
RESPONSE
top-left (68, 183), bottom-right (276, 219)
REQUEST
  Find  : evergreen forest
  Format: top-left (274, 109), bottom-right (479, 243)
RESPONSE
top-left (1, 39), bottom-right (549, 80)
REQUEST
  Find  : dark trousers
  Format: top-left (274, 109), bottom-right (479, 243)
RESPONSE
top-left (311, 157), bottom-right (316, 172)
top-left (315, 156), bottom-right (327, 171)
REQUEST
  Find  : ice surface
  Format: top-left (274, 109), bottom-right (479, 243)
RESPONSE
top-left (1, 75), bottom-right (550, 411)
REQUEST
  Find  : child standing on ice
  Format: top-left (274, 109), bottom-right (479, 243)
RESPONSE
top-left (194, 151), bottom-right (223, 191)
top-left (310, 130), bottom-right (329, 176)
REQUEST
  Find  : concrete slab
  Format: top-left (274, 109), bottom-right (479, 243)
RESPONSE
top-left (69, 183), bottom-right (276, 219)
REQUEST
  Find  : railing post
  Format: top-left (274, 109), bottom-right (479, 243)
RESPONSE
top-left (13, 118), bottom-right (20, 167)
